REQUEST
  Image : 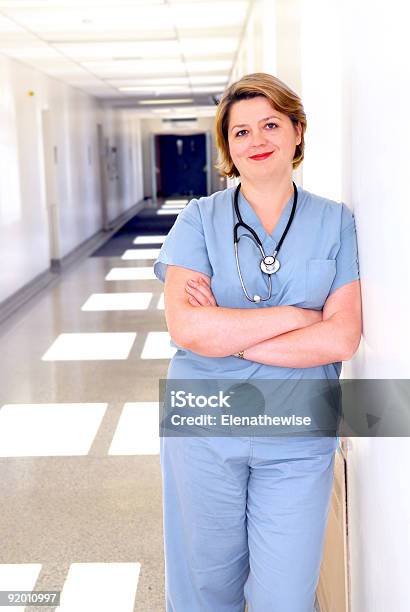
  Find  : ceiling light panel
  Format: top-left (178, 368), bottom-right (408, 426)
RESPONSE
top-left (53, 39), bottom-right (180, 60)
top-left (0, 15), bottom-right (26, 32)
top-left (92, 90), bottom-right (124, 97)
top-left (81, 59), bottom-right (188, 76)
top-left (185, 60), bottom-right (231, 72)
top-left (138, 98), bottom-right (193, 104)
top-left (0, 0), bottom-right (164, 7)
top-left (93, 60), bottom-right (231, 76)
top-left (110, 76), bottom-right (190, 87)
top-left (16, 56), bottom-right (91, 76)
top-left (119, 86), bottom-right (189, 93)
top-left (189, 74), bottom-right (228, 84)
top-left (0, 6), bottom-right (173, 33)
top-left (0, 44), bottom-right (62, 59)
top-left (179, 37), bottom-right (238, 56)
top-left (169, 0), bottom-right (246, 2)
top-left (170, 1), bottom-right (248, 28)
top-left (107, 75), bottom-right (228, 87)
top-left (191, 85), bottom-right (225, 93)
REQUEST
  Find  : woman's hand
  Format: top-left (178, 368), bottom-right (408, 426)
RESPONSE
top-left (185, 277), bottom-right (217, 307)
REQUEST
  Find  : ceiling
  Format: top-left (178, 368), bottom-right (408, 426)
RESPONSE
top-left (0, 0), bottom-right (252, 116)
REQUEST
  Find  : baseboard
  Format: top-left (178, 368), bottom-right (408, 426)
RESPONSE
top-left (50, 199), bottom-right (146, 273)
top-left (0, 268), bottom-right (58, 328)
top-left (0, 199), bottom-right (145, 328)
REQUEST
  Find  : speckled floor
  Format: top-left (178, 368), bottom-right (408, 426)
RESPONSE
top-left (0, 215), bottom-right (324, 612)
top-left (0, 246), bottom-right (169, 611)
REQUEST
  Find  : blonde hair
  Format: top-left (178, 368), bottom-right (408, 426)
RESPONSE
top-left (214, 72), bottom-right (307, 178)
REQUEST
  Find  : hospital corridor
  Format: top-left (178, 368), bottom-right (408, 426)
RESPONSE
top-left (1, 1), bottom-right (410, 611)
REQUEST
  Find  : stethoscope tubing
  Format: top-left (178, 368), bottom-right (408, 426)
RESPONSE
top-left (232, 182), bottom-right (298, 303)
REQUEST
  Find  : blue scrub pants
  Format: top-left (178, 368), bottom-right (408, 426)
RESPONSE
top-left (160, 434), bottom-right (338, 612)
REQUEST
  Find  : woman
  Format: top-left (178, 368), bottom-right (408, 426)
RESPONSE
top-left (153, 73), bottom-right (362, 612)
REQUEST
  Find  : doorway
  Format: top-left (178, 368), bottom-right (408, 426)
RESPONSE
top-left (153, 133), bottom-right (208, 199)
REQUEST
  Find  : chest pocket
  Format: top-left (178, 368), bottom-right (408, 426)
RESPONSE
top-left (305, 259), bottom-right (336, 308)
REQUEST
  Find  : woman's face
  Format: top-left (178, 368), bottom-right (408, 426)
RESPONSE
top-left (227, 96), bottom-right (302, 180)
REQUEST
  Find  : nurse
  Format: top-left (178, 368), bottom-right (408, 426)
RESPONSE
top-left (154, 73), bottom-right (362, 612)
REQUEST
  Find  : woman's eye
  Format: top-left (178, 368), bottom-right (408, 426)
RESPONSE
top-left (235, 130), bottom-right (247, 137)
top-left (266, 122), bottom-right (277, 129)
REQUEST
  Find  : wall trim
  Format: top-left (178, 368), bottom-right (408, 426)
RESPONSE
top-left (0, 199), bottom-right (145, 329)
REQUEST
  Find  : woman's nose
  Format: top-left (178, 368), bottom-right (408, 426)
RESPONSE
top-left (250, 130), bottom-right (268, 146)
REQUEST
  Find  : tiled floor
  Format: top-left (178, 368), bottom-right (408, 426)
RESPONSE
top-left (0, 230), bottom-right (170, 610)
top-left (0, 198), bottom-right (325, 611)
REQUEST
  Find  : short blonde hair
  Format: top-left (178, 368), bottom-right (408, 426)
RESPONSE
top-left (214, 72), bottom-right (307, 178)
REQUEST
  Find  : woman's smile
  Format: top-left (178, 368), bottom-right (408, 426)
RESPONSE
top-left (248, 151), bottom-right (274, 160)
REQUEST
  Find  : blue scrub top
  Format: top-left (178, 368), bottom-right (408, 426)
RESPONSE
top-left (153, 184), bottom-right (360, 381)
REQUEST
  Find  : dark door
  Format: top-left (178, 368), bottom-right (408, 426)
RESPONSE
top-left (157, 133), bottom-right (207, 197)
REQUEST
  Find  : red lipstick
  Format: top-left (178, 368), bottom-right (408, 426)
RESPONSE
top-left (249, 151), bottom-right (273, 160)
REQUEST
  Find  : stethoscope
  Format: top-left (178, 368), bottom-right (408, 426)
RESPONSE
top-left (233, 181), bottom-right (298, 303)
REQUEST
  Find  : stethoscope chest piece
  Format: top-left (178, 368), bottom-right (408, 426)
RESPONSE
top-left (261, 254), bottom-right (280, 274)
top-left (232, 181), bottom-right (298, 303)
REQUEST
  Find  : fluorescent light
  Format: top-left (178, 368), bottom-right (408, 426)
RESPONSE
top-left (141, 332), bottom-right (176, 359)
top-left (133, 235), bottom-right (166, 244)
top-left (138, 98), bottom-right (193, 105)
top-left (157, 293), bottom-right (164, 310)
top-left (41, 332), bottom-right (136, 361)
top-left (105, 267), bottom-right (157, 280)
top-left (121, 248), bottom-right (160, 259)
top-left (156, 209), bottom-right (181, 215)
top-left (191, 85), bottom-right (225, 93)
top-left (0, 15), bottom-right (26, 32)
top-left (108, 402), bottom-right (159, 455)
top-left (0, 1), bottom-right (163, 6)
top-left (164, 199), bottom-right (188, 204)
top-left (186, 60), bottom-right (232, 72)
top-left (114, 77), bottom-right (189, 87)
top-left (55, 38), bottom-right (179, 60)
top-left (188, 75), bottom-right (228, 85)
top-left (27, 61), bottom-right (89, 76)
top-left (171, 2), bottom-right (247, 28)
top-left (161, 203), bottom-right (185, 209)
top-left (0, 564), bottom-right (42, 594)
top-left (81, 292), bottom-right (153, 311)
top-left (120, 86), bottom-right (188, 93)
top-left (180, 37), bottom-right (238, 56)
top-left (3, 7), bottom-right (172, 32)
top-left (82, 60), bottom-right (186, 73)
top-left (0, 45), bottom-right (61, 59)
top-left (0, 403), bottom-right (107, 457)
top-left (108, 75), bottom-right (228, 87)
top-left (151, 108), bottom-right (172, 114)
top-left (58, 563), bottom-right (140, 611)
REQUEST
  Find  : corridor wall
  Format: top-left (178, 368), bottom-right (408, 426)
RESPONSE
top-left (0, 54), bottom-right (143, 305)
top-left (300, 0), bottom-right (410, 609)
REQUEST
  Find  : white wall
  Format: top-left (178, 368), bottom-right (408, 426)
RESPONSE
top-left (300, 0), bottom-right (410, 610)
top-left (229, 0), bottom-right (303, 185)
top-left (342, 1), bottom-right (410, 610)
top-left (0, 57), bottom-right (51, 303)
top-left (99, 106), bottom-right (143, 226)
top-left (0, 54), bottom-right (143, 304)
top-left (229, 0), bottom-right (410, 608)
top-left (300, 0), bottom-right (342, 200)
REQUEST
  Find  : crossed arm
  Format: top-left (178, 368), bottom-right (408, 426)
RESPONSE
top-left (163, 265), bottom-right (362, 368)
